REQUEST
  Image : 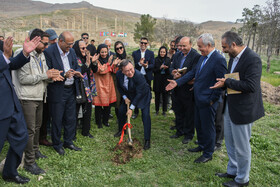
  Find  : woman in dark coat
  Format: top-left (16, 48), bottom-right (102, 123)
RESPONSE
top-left (73, 40), bottom-right (98, 138)
top-left (153, 46), bottom-right (171, 116)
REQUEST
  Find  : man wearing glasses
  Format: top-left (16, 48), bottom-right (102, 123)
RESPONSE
top-left (81, 33), bottom-right (96, 56)
top-left (131, 37), bottom-right (154, 119)
top-left (12, 28), bottom-right (63, 175)
top-left (44, 31), bottom-right (83, 156)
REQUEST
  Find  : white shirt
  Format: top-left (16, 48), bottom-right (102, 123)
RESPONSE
top-left (138, 50), bottom-right (147, 75)
top-left (230, 46), bottom-right (247, 73)
top-left (57, 43), bottom-right (74, 85)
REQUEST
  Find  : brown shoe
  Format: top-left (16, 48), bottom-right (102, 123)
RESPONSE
top-left (39, 139), bottom-right (52, 146)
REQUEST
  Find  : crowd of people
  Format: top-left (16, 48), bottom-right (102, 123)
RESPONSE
top-left (0, 28), bottom-right (264, 187)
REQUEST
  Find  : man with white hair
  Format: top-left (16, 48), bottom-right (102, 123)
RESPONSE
top-left (103, 38), bottom-right (115, 56)
top-left (166, 33), bottom-right (227, 163)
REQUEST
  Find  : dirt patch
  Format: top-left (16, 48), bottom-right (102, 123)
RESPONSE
top-left (261, 81), bottom-right (280, 105)
top-left (112, 138), bottom-right (143, 164)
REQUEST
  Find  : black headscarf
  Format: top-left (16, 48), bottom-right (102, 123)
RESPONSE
top-left (97, 44), bottom-right (109, 65)
top-left (73, 39), bottom-right (86, 63)
top-left (114, 41), bottom-right (127, 60)
top-left (158, 46), bottom-right (168, 62)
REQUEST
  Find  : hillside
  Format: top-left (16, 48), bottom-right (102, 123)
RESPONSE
top-left (0, 0), bottom-right (241, 47)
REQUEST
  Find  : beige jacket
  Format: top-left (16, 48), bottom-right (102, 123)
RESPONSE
top-left (12, 48), bottom-right (50, 101)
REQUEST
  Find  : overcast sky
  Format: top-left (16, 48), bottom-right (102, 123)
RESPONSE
top-left (36, 0), bottom-right (268, 23)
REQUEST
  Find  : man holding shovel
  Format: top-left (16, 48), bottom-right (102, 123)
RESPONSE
top-left (115, 59), bottom-right (152, 150)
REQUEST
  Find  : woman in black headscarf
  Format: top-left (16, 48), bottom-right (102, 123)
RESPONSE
top-left (73, 40), bottom-right (98, 138)
top-left (153, 46), bottom-right (171, 116)
top-left (92, 44), bottom-right (117, 128)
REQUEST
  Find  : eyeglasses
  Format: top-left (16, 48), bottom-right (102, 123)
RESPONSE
top-left (80, 47), bottom-right (86, 50)
top-left (116, 46), bottom-right (123, 51)
top-left (140, 42), bottom-right (148, 45)
top-left (82, 37), bottom-right (89, 39)
top-left (40, 41), bottom-right (48, 47)
top-left (63, 41), bottom-right (74, 46)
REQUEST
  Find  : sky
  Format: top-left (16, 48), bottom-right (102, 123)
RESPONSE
top-left (36, 0), bottom-right (268, 23)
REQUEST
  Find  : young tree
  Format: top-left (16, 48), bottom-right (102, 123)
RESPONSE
top-left (133, 14), bottom-right (157, 44)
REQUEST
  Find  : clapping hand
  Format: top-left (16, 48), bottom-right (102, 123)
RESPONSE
top-left (166, 79), bottom-right (178, 91)
top-left (3, 36), bottom-right (13, 58)
top-left (22, 36), bottom-right (41, 57)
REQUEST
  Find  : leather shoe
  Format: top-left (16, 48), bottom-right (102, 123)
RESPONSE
top-left (215, 172), bottom-right (236, 179)
top-left (54, 147), bottom-right (65, 155)
top-left (182, 137), bottom-right (192, 144)
top-left (143, 140), bottom-right (150, 150)
top-left (132, 113), bottom-right (138, 119)
top-left (170, 126), bottom-right (176, 130)
top-left (214, 144), bottom-right (222, 151)
top-left (188, 146), bottom-right (203, 152)
top-left (2, 175), bottom-right (30, 184)
top-left (83, 133), bottom-right (94, 138)
top-left (39, 139), bottom-right (52, 146)
top-left (35, 151), bottom-right (47, 159)
top-left (63, 144), bottom-right (82, 151)
top-left (194, 155), bottom-right (212, 163)
top-left (24, 163), bottom-right (45, 175)
top-left (223, 180), bottom-right (249, 187)
top-left (170, 134), bottom-right (182, 139)
top-left (114, 131), bottom-right (122, 137)
top-left (103, 123), bottom-right (110, 127)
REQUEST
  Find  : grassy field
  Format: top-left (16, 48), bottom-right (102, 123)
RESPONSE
top-left (0, 101), bottom-right (279, 186)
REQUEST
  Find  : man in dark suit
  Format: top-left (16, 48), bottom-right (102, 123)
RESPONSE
top-left (0, 36), bottom-right (41, 184)
top-left (211, 31), bottom-right (265, 187)
top-left (169, 37), bottom-right (201, 144)
top-left (115, 59), bottom-right (152, 150)
top-left (131, 37), bottom-right (154, 119)
top-left (166, 33), bottom-right (227, 163)
top-left (44, 31), bottom-right (83, 155)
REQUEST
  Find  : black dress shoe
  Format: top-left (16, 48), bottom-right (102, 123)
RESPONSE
top-left (170, 126), bottom-right (176, 130)
top-left (170, 134), bottom-right (182, 139)
top-left (83, 133), bottom-right (94, 139)
top-left (35, 151), bottom-right (48, 159)
top-left (132, 113), bottom-right (138, 119)
top-left (63, 144), bottom-right (82, 151)
top-left (54, 147), bottom-right (65, 155)
top-left (143, 140), bottom-right (150, 150)
top-left (215, 172), bottom-right (236, 179)
top-left (188, 146), bottom-right (203, 152)
top-left (24, 163), bottom-right (45, 175)
top-left (214, 144), bottom-right (222, 151)
top-left (223, 180), bottom-right (249, 187)
top-left (182, 137), bottom-right (192, 144)
top-left (162, 112), bottom-right (166, 116)
top-left (114, 131), bottom-right (122, 137)
top-left (2, 175), bottom-right (30, 184)
top-left (103, 123), bottom-right (110, 127)
top-left (194, 155), bottom-right (212, 163)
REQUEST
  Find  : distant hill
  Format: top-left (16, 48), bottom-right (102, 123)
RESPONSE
top-left (0, 0), bottom-right (241, 47)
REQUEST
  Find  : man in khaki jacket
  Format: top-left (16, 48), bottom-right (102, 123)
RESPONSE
top-left (12, 28), bottom-right (63, 175)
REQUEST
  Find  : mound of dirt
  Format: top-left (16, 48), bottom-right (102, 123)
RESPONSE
top-left (112, 138), bottom-right (143, 164)
top-left (261, 81), bottom-right (280, 105)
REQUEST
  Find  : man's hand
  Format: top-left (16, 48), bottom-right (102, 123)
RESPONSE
top-left (74, 71), bottom-right (84, 78)
top-left (173, 72), bottom-right (181, 79)
top-left (52, 74), bottom-right (64, 82)
top-left (113, 58), bottom-right (121, 66)
top-left (210, 78), bottom-right (226, 89)
top-left (171, 69), bottom-right (178, 76)
top-left (142, 61), bottom-right (148, 68)
top-left (3, 36), bottom-right (13, 58)
top-left (124, 98), bottom-right (131, 105)
top-left (65, 69), bottom-right (75, 79)
top-left (46, 69), bottom-right (61, 78)
top-left (139, 57), bottom-right (145, 65)
top-left (166, 79), bottom-right (178, 91)
top-left (22, 36), bottom-right (41, 57)
top-left (126, 109), bottom-right (133, 118)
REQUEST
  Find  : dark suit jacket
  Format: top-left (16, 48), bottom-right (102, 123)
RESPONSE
top-left (0, 51), bottom-right (29, 120)
top-left (132, 49), bottom-right (155, 81)
top-left (177, 50), bottom-right (227, 108)
top-left (170, 48), bottom-right (201, 98)
top-left (153, 57), bottom-right (171, 92)
top-left (225, 47), bottom-right (265, 124)
top-left (116, 69), bottom-right (151, 109)
top-left (44, 44), bottom-right (80, 103)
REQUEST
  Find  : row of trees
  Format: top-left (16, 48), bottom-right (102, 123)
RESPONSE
top-left (236, 0), bottom-right (280, 72)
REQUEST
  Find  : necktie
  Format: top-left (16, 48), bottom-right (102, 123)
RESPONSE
top-left (199, 56), bottom-right (208, 73)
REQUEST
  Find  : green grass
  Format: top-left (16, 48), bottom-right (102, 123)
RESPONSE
top-left (0, 101), bottom-right (279, 186)
top-left (261, 55), bottom-right (280, 86)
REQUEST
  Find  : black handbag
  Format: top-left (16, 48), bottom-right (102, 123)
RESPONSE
top-left (76, 78), bottom-right (87, 104)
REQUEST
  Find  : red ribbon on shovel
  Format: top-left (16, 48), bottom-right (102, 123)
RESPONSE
top-left (118, 123), bottom-right (133, 145)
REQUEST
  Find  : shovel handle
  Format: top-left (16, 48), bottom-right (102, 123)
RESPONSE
top-left (126, 103), bottom-right (132, 141)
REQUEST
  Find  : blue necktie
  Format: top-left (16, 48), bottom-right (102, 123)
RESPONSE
top-left (199, 56), bottom-right (208, 73)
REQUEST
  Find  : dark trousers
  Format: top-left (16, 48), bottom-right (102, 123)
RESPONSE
top-left (154, 91), bottom-right (168, 112)
top-left (134, 75), bottom-right (151, 115)
top-left (79, 102), bottom-right (92, 136)
top-left (118, 102), bottom-right (151, 140)
top-left (195, 102), bottom-right (218, 158)
top-left (40, 101), bottom-right (50, 141)
top-left (95, 106), bottom-right (110, 125)
top-left (49, 87), bottom-right (76, 150)
top-left (0, 109), bottom-right (28, 177)
top-left (215, 100), bottom-right (224, 146)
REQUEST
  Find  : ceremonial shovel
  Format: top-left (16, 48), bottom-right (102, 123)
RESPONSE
top-left (127, 103), bottom-right (133, 146)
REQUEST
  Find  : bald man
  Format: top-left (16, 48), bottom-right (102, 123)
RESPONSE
top-left (44, 31), bottom-right (83, 155)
